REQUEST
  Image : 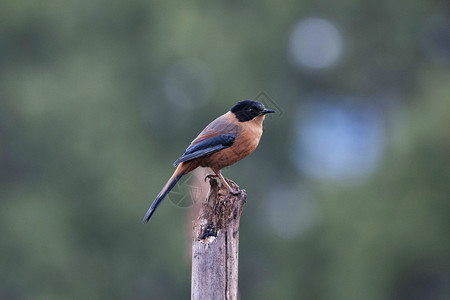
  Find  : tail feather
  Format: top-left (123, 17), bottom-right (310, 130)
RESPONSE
top-left (142, 170), bottom-right (185, 223)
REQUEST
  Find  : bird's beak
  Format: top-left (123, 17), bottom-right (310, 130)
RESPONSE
top-left (261, 108), bottom-right (276, 115)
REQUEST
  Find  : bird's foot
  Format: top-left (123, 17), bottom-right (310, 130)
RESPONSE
top-left (204, 174), bottom-right (219, 182)
top-left (222, 178), bottom-right (240, 195)
top-left (206, 174), bottom-right (240, 195)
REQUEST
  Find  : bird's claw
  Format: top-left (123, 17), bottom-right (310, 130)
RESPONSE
top-left (205, 174), bottom-right (240, 195)
top-left (204, 174), bottom-right (219, 182)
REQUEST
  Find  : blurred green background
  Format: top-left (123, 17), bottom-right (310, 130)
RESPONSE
top-left (1, 0), bottom-right (450, 299)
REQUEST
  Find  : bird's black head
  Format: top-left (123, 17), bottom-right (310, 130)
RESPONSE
top-left (230, 100), bottom-right (275, 122)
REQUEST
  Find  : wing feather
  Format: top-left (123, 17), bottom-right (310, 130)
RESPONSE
top-left (173, 133), bottom-right (236, 166)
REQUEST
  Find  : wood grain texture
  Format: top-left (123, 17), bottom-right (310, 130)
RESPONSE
top-left (191, 178), bottom-right (247, 300)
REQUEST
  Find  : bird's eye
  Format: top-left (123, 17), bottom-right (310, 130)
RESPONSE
top-left (248, 108), bottom-right (255, 113)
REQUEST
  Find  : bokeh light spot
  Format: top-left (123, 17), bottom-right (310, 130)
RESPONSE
top-left (289, 17), bottom-right (344, 70)
top-left (292, 96), bottom-right (385, 182)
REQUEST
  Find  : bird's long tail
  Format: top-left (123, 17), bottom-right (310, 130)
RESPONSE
top-left (142, 165), bottom-right (185, 223)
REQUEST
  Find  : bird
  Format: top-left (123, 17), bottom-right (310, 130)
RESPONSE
top-left (143, 100), bottom-right (275, 223)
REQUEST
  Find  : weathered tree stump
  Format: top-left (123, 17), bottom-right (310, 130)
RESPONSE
top-left (191, 178), bottom-right (247, 300)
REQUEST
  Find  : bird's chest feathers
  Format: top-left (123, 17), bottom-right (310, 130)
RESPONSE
top-left (236, 116), bottom-right (264, 151)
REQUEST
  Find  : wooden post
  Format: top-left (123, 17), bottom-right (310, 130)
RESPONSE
top-left (191, 177), bottom-right (247, 300)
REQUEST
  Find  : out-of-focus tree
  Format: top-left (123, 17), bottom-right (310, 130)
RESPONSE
top-left (0, 0), bottom-right (449, 299)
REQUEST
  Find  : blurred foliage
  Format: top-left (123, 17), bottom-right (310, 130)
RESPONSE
top-left (1, 0), bottom-right (449, 299)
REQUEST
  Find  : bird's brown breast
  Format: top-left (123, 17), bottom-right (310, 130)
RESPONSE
top-left (199, 114), bottom-right (265, 170)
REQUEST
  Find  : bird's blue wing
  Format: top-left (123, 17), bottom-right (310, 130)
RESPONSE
top-left (173, 133), bottom-right (236, 166)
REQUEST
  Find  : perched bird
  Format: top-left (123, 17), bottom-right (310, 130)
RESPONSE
top-left (143, 100), bottom-right (275, 223)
